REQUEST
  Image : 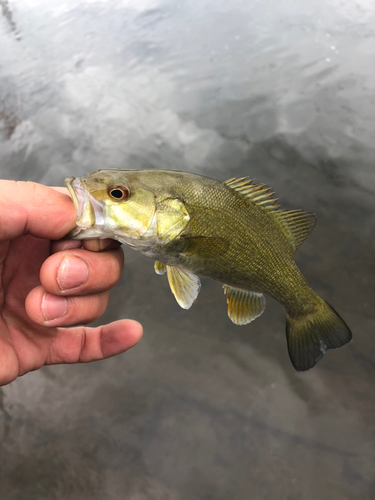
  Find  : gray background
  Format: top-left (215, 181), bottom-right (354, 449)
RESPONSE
top-left (0, 0), bottom-right (374, 499)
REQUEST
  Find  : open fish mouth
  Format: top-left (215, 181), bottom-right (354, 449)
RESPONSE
top-left (65, 176), bottom-right (96, 238)
top-left (65, 177), bottom-right (84, 218)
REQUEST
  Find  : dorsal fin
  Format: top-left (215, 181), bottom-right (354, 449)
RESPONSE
top-left (224, 177), bottom-right (280, 212)
top-left (273, 209), bottom-right (317, 252)
top-left (224, 177), bottom-right (317, 251)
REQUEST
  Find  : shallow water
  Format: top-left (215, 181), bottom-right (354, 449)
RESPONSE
top-left (0, 1), bottom-right (374, 499)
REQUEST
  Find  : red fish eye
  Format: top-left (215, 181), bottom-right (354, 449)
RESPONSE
top-left (108, 186), bottom-right (129, 200)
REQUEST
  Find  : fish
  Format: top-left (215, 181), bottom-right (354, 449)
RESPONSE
top-left (65, 169), bottom-right (352, 371)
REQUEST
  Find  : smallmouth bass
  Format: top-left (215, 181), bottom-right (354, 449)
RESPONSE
top-left (65, 169), bottom-right (352, 371)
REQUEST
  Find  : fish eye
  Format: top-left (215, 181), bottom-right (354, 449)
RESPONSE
top-left (108, 186), bottom-right (129, 200)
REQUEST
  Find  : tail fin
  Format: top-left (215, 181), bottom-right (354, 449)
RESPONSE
top-left (286, 300), bottom-right (352, 371)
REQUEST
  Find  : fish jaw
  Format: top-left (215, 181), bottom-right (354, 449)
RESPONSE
top-left (65, 176), bottom-right (111, 239)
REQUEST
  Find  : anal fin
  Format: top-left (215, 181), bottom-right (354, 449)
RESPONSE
top-left (223, 285), bottom-right (266, 325)
top-left (166, 266), bottom-right (201, 310)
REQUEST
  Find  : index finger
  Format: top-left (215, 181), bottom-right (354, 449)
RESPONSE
top-left (40, 247), bottom-right (124, 296)
top-left (0, 181), bottom-right (76, 241)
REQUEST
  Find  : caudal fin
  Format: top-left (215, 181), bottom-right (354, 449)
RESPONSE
top-left (286, 300), bottom-right (352, 371)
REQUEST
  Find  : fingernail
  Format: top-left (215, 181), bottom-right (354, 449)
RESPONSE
top-left (57, 256), bottom-right (89, 290)
top-left (42, 293), bottom-right (68, 321)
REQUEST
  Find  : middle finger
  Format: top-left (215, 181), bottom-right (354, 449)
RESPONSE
top-left (40, 247), bottom-right (124, 296)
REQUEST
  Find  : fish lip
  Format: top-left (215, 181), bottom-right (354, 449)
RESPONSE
top-left (64, 177), bottom-right (87, 223)
top-left (64, 176), bottom-right (94, 237)
top-left (65, 177), bottom-right (80, 214)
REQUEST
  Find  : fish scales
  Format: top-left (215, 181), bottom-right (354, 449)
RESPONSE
top-left (65, 169), bottom-right (352, 371)
top-left (176, 177), bottom-right (311, 309)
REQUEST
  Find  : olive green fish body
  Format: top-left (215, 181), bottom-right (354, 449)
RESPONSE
top-left (65, 169), bottom-right (352, 371)
top-left (140, 172), bottom-right (316, 315)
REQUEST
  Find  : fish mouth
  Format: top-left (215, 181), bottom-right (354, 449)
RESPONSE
top-left (65, 177), bottom-right (83, 217)
top-left (65, 176), bottom-right (96, 238)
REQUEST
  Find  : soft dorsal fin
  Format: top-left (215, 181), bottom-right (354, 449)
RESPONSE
top-left (224, 177), bottom-right (279, 212)
top-left (273, 209), bottom-right (317, 252)
top-left (224, 176), bottom-right (316, 251)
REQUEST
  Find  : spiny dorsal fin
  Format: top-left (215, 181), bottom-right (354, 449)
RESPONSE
top-left (224, 177), bottom-right (316, 251)
top-left (274, 209), bottom-right (317, 252)
top-left (224, 177), bottom-right (279, 212)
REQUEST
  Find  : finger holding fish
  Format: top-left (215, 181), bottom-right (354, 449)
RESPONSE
top-left (25, 286), bottom-right (110, 327)
top-left (51, 238), bottom-right (121, 253)
top-left (39, 247), bottom-right (124, 297)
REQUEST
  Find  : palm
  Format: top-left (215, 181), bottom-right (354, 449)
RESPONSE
top-left (0, 233), bottom-right (143, 386)
top-left (0, 235), bottom-right (55, 378)
top-left (0, 181), bottom-right (142, 386)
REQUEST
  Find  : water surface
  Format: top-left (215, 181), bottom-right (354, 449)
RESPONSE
top-left (0, 1), bottom-right (374, 499)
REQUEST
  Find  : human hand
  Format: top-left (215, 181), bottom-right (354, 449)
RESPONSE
top-left (0, 180), bottom-right (143, 386)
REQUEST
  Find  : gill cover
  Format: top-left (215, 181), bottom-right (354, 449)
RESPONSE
top-left (155, 197), bottom-right (190, 244)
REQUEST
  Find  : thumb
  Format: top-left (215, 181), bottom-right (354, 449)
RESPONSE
top-left (0, 180), bottom-right (76, 241)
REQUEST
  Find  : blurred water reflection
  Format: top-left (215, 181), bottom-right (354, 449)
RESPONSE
top-left (0, 1), bottom-right (374, 499)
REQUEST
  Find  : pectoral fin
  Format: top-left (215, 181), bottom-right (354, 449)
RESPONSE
top-left (166, 266), bottom-right (201, 309)
top-left (223, 285), bottom-right (266, 325)
top-left (181, 236), bottom-right (229, 258)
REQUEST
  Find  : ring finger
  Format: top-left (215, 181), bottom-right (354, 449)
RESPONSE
top-left (25, 286), bottom-right (110, 327)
